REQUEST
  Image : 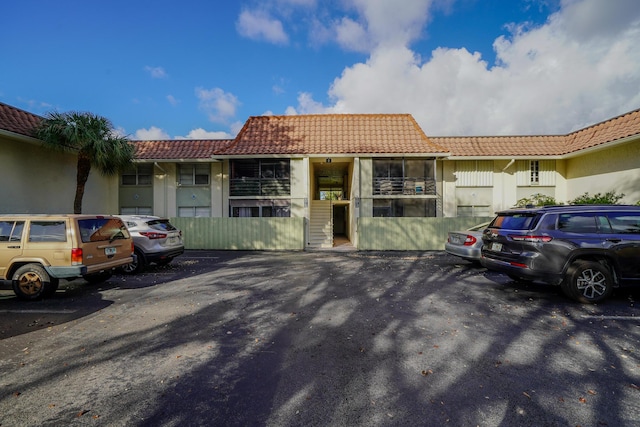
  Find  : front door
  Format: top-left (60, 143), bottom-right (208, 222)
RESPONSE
top-left (333, 205), bottom-right (347, 236)
top-left (0, 220), bottom-right (25, 279)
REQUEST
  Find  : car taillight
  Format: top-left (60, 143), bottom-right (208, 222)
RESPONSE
top-left (131, 241), bottom-right (135, 254)
top-left (510, 262), bottom-right (529, 268)
top-left (139, 231), bottom-right (167, 239)
top-left (509, 235), bottom-right (552, 243)
top-left (72, 248), bottom-right (83, 265)
top-left (464, 235), bottom-right (477, 246)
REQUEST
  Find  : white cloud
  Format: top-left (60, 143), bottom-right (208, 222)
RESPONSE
top-left (287, 92), bottom-right (330, 115)
top-left (236, 9), bottom-right (289, 44)
top-left (166, 95), bottom-right (180, 106)
top-left (134, 126), bottom-right (170, 140)
top-left (290, 0), bottom-right (640, 135)
top-left (144, 66), bottom-right (168, 79)
top-left (175, 128), bottom-right (233, 139)
top-left (195, 87), bottom-right (241, 124)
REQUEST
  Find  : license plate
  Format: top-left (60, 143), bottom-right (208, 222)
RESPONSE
top-left (167, 237), bottom-right (177, 245)
top-left (491, 242), bottom-right (503, 252)
top-left (105, 247), bottom-right (116, 256)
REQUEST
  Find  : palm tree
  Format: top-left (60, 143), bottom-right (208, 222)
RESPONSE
top-left (35, 111), bottom-right (135, 214)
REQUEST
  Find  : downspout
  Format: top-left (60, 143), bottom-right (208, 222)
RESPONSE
top-left (501, 159), bottom-right (515, 211)
top-left (154, 162), bottom-right (168, 217)
top-left (502, 159), bottom-right (515, 171)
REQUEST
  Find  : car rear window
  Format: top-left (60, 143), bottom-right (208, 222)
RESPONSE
top-left (79, 218), bottom-right (130, 243)
top-left (147, 219), bottom-right (177, 231)
top-left (490, 213), bottom-right (537, 230)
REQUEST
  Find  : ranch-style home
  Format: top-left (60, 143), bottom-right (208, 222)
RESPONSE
top-left (1, 101), bottom-right (639, 250)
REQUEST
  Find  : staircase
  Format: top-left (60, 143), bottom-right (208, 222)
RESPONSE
top-left (308, 200), bottom-right (333, 249)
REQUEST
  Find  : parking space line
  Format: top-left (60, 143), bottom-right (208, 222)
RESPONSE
top-left (580, 315), bottom-right (638, 320)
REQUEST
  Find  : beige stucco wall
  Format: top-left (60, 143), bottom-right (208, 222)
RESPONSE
top-left (565, 140), bottom-right (640, 204)
top-left (0, 134), bottom-right (118, 214)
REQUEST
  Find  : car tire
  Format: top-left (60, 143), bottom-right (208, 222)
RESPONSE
top-left (12, 264), bottom-right (54, 300)
top-left (83, 271), bottom-right (113, 284)
top-left (564, 260), bottom-right (613, 303)
top-left (120, 249), bottom-right (145, 275)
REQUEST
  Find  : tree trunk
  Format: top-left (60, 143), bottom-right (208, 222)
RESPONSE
top-left (74, 153), bottom-right (92, 214)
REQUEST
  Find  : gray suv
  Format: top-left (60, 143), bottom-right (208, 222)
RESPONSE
top-left (117, 215), bottom-right (184, 274)
top-left (481, 205), bottom-right (640, 303)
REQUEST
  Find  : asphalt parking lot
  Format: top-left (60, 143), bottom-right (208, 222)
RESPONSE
top-left (0, 250), bottom-right (639, 426)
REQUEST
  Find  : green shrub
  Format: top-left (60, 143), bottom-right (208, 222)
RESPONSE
top-left (515, 193), bottom-right (559, 207)
top-left (569, 191), bottom-right (625, 205)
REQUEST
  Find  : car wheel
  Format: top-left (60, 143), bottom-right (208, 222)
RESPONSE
top-left (121, 249), bottom-right (145, 274)
top-left (12, 264), bottom-right (53, 300)
top-left (83, 271), bottom-right (113, 284)
top-left (564, 260), bottom-right (613, 303)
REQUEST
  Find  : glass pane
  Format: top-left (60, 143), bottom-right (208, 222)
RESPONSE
top-left (607, 213), bottom-right (640, 234)
top-left (12, 222), bottom-right (24, 241)
top-left (122, 175), bottom-right (137, 185)
top-left (77, 218), bottom-right (129, 243)
top-left (373, 160), bottom-right (390, 177)
top-left (179, 165), bottom-right (194, 185)
top-left (0, 221), bottom-right (13, 241)
top-left (232, 160), bottom-right (259, 179)
top-left (492, 214), bottom-right (536, 230)
top-left (389, 160), bottom-right (403, 178)
top-left (179, 207), bottom-right (194, 217)
top-left (195, 207), bottom-right (210, 217)
top-left (137, 174), bottom-right (152, 185)
top-left (29, 221), bottom-right (67, 242)
top-left (558, 214), bottom-right (597, 233)
top-left (457, 206), bottom-right (474, 217)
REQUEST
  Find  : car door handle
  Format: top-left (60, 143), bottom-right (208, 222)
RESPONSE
top-left (605, 239), bottom-right (621, 243)
top-left (7, 245), bottom-right (20, 248)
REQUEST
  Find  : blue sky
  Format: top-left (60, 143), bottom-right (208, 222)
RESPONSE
top-left (1, 0), bottom-right (639, 140)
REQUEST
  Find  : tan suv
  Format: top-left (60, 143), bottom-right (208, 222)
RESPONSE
top-left (0, 214), bottom-right (135, 300)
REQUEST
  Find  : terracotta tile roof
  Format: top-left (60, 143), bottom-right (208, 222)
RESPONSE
top-left (564, 108), bottom-right (640, 154)
top-left (132, 139), bottom-right (234, 160)
top-left (432, 108), bottom-right (640, 157)
top-left (430, 135), bottom-right (567, 157)
top-left (222, 114), bottom-right (450, 156)
top-left (0, 101), bottom-right (42, 138)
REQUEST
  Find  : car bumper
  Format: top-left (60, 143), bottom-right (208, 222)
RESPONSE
top-left (480, 255), bottom-right (562, 284)
top-left (142, 247), bottom-right (184, 264)
top-left (445, 243), bottom-right (481, 261)
top-left (45, 254), bottom-right (136, 278)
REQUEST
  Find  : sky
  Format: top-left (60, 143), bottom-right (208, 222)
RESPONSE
top-left (1, 0), bottom-right (640, 140)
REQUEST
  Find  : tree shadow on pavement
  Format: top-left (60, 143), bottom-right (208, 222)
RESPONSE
top-left (1, 251), bottom-right (638, 426)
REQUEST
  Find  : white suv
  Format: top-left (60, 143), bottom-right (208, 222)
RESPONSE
top-left (116, 215), bottom-right (184, 274)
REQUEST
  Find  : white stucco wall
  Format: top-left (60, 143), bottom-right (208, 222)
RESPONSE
top-left (565, 140), bottom-right (640, 204)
